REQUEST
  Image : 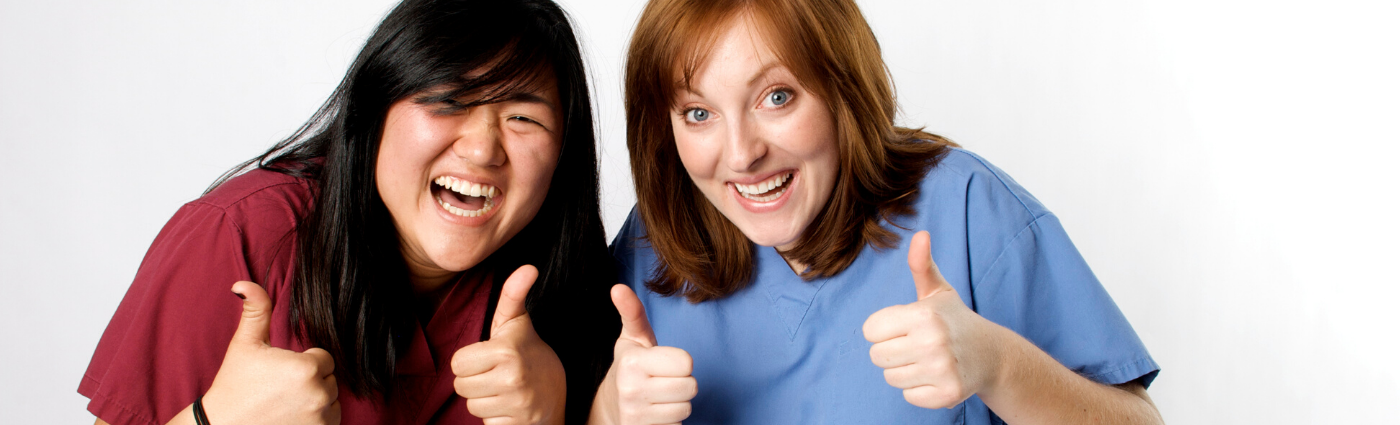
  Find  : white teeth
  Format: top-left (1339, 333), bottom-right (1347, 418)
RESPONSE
top-left (432, 175), bottom-right (500, 217)
top-left (735, 172), bottom-right (792, 202)
top-left (438, 195), bottom-right (494, 217)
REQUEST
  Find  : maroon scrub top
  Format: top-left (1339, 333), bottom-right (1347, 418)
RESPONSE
top-left (80, 169), bottom-right (492, 425)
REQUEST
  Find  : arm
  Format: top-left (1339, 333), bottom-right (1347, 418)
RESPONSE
top-left (865, 232), bottom-right (1161, 425)
top-left (81, 197), bottom-right (336, 425)
top-left (976, 319), bottom-right (1161, 424)
top-left (94, 405), bottom-right (196, 425)
top-left (90, 281), bottom-right (340, 425)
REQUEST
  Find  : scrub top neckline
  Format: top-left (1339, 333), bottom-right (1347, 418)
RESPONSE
top-left (754, 245), bottom-right (829, 340)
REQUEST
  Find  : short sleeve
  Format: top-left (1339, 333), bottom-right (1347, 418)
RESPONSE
top-left (79, 201), bottom-right (253, 425)
top-left (946, 150), bottom-right (1159, 388)
top-left (973, 214), bottom-right (1158, 387)
top-left (609, 208), bottom-right (646, 290)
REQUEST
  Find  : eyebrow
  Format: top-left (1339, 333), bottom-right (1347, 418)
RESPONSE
top-left (675, 61), bottom-right (787, 99)
top-left (497, 91), bottom-right (557, 110)
top-left (746, 62), bottom-right (784, 87)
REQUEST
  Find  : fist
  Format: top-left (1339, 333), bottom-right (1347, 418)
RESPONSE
top-left (599, 284), bottom-right (696, 425)
top-left (451, 265), bottom-right (567, 425)
top-left (862, 231), bottom-right (998, 409)
top-left (202, 281), bottom-right (340, 424)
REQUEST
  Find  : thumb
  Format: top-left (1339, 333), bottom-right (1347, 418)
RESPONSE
top-left (610, 284), bottom-right (656, 347)
top-left (490, 265), bottom-right (539, 335)
top-left (908, 231), bottom-right (954, 300)
top-left (230, 280), bottom-right (273, 346)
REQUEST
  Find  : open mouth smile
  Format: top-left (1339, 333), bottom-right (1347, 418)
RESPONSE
top-left (732, 172), bottom-right (793, 203)
top-left (433, 175), bottom-right (499, 217)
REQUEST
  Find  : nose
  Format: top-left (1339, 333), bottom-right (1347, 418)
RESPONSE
top-left (724, 115), bottom-right (766, 172)
top-left (452, 108), bottom-right (507, 167)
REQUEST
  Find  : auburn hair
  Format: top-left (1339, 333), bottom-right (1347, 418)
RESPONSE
top-left (625, 0), bottom-right (956, 302)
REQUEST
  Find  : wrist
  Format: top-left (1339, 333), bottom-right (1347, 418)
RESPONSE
top-left (587, 367), bottom-right (620, 425)
top-left (192, 396), bottom-right (211, 425)
top-left (975, 318), bottom-right (1022, 399)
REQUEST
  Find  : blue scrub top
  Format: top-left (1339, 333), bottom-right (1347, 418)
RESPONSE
top-left (611, 148), bottom-right (1159, 424)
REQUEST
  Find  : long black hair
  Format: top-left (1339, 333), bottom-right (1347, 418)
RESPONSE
top-left (210, 0), bottom-right (617, 414)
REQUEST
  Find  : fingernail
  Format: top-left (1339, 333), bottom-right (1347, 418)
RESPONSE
top-left (233, 290), bottom-right (246, 300)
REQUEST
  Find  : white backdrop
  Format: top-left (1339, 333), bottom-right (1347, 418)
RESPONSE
top-left (2, 0), bottom-right (1397, 423)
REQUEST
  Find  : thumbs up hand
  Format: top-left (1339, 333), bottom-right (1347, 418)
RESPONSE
top-left (451, 265), bottom-right (567, 425)
top-left (201, 281), bottom-right (340, 424)
top-left (591, 284), bottom-right (696, 425)
top-left (862, 231), bottom-right (1001, 410)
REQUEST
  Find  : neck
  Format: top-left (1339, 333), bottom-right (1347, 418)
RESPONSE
top-left (775, 246), bottom-right (808, 276)
top-left (408, 268), bottom-right (459, 295)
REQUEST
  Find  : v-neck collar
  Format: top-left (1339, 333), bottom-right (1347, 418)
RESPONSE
top-left (753, 247), bottom-right (828, 340)
top-left (395, 268), bottom-right (492, 376)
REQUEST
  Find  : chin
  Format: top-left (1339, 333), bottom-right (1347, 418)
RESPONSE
top-left (428, 246), bottom-right (493, 273)
top-left (734, 224), bottom-right (800, 248)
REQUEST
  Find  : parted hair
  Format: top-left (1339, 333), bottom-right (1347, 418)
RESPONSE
top-left (624, 0), bottom-right (956, 302)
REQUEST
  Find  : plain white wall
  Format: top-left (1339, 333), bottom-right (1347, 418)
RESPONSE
top-left (2, 0), bottom-right (1396, 423)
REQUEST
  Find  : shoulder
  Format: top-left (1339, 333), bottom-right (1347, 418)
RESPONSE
top-left (911, 147), bottom-right (1052, 228)
top-left (609, 207), bottom-right (656, 288)
top-left (187, 168), bottom-right (315, 238)
top-left (153, 169), bottom-right (313, 284)
top-left (197, 168), bottom-right (314, 215)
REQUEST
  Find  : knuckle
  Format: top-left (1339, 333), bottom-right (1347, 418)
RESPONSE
top-left (454, 377), bottom-right (471, 397)
top-left (668, 402), bottom-right (693, 421)
top-left (681, 377), bottom-right (698, 398)
top-left (917, 333), bottom-right (945, 354)
top-left (509, 392), bottom-right (532, 412)
top-left (501, 371), bottom-right (527, 389)
top-left (868, 346), bottom-right (885, 366)
top-left (450, 347), bottom-right (472, 372)
top-left (294, 358), bottom-right (321, 379)
top-left (495, 348), bottom-right (523, 366)
top-left (617, 380), bottom-right (643, 401)
top-left (929, 356), bottom-right (952, 376)
top-left (904, 387), bottom-right (939, 409)
top-left (465, 396), bottom-right (488, 414)
top-left (937, 386), bottom-right (963, 407)
top-left (946, 382), bottom-right (965, 400)
top-left (912, 306), bottom-right (936, 322)
top-left (620, 353), bottom-right (644, 370)
top-left (883, 368), bottom-right (899, 385)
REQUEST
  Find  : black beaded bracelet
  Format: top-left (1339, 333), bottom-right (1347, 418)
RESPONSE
top-left (192, 396), bottom-right (211, 425)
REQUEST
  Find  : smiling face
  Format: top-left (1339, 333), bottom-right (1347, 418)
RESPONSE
top-left (376, 76), bottom-right (562, 289)
top-left (671, 17), bottom-right (840, 251)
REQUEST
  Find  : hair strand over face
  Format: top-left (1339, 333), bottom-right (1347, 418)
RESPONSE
top-left (209, 1), bottom-right (617, 418)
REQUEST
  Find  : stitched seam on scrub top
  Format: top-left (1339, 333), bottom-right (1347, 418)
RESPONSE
top-left (971, 213), bottom-right (1050, 294)
top-left (952, 148), bottom-right (1039, 217)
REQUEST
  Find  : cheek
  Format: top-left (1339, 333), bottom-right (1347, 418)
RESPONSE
top-left (509, 137), bottom-right (563, 201)
top-left (378, 111), bottom-right (455, 187)
top-left (672, 129), bottom-right (719, 181)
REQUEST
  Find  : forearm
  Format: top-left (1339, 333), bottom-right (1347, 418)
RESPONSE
top-left (978, 324), bottom-right (1162, 425)
top-left (586, 367), bottom-right (619, 425)
top-left (92, 403), bottom-right (198, 425)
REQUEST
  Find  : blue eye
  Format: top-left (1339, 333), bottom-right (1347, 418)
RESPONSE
top-left (769, 90), bottom-right (791, 106)
top-left (685, 108), bottom-right (711, 122)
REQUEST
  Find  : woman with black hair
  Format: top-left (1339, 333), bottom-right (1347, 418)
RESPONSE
top-left (79, 0), bottom-right (617, 424)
